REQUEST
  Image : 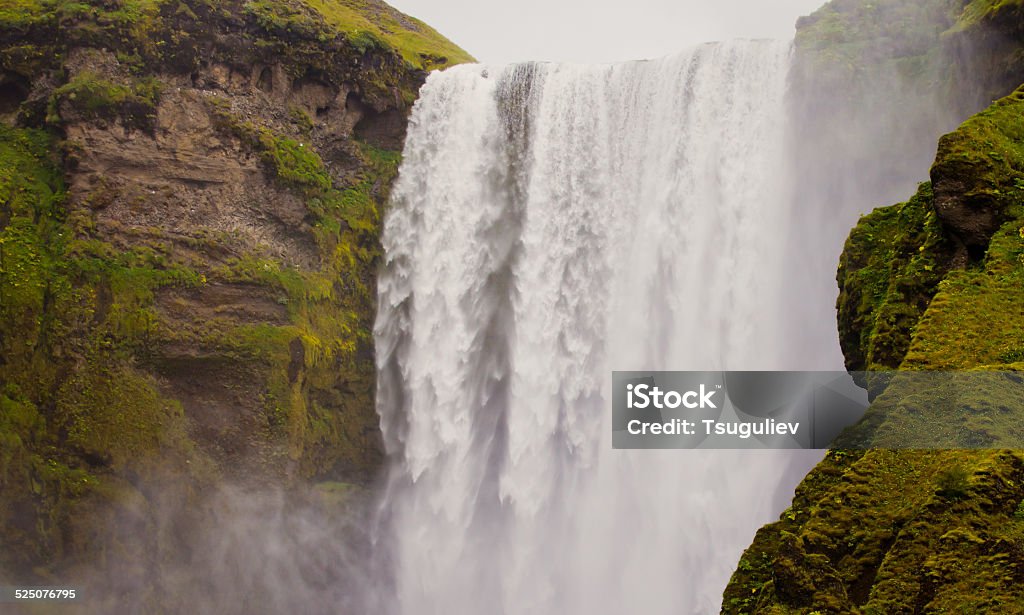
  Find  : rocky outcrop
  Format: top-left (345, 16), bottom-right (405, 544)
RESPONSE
top-left (779, 0), bottom-right (1024, 364)
top-left (836, 87), bottom-right (1024, 378)
top-left (724, 1), bottom-right (1024, 612)
top-left (725, 89), bottom-right (1024, 606)
top-left (0, 0), bottom-right (470, 604)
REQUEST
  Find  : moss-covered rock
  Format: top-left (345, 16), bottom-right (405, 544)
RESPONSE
top-left (836, 84), bottom-right (1024, 375)
top-left (930, 86), bottom-right (1024, 252)
top-left (837, 182), bottom-right (952, 372)
top-left (725, 74), bottom-right (1024, 615)
top-left (726, 447), bottom-right (1024, 613)
top-left (0, 0), bottom-right (472, 601)
top-left (0, 0), bottom-right (471, 119)
top-left (788, 0), bottom-right (1024, 277)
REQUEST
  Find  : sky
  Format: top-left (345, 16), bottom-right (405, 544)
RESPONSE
top-left (387, 0), bottom-right (829, 64)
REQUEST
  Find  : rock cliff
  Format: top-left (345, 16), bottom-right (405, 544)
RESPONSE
top-left (724, 1), bottom-right (1024, 612)
top-left (0, 0), bottom-right (470, 605)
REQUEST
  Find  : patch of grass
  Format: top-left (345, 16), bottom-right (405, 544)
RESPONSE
top-left (246, 0), bottom-right (475, 70)
top-left (935, 465), bottom-right (972, 500)
top-left (902, 218), bottom-right (1024, 369)
top-left (0, 0), bottom-right (46, 28)
top-left (289, 104), bottom-right (314, 137)
top-left (50, 70), bottom-right (162, 131)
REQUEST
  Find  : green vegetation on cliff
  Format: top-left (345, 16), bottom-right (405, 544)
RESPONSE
top-left (902, 219), bottom-right (1024, 368)
top-left (725, 448), bottom-right (1024, 613)
top-left (0, 124), bottom-right (204, 576)
top-left (837, 183), bottom-right (952, 372)
top-left (0, 0), bottom-right (471, 595)
top-left (0, 0), bottom-right (472, 116)
top-left (954, 0), bottom-right (1024, 31)
top-left (838, 85), bottom-right (1024, 374)
top-left (725, 1), bottom-right (1024, 605)
top-left (50, 70), bottom-right (162, 130)
top-left (202, 97), bottom-right (399, 474)
top-left (247, 0), bottom-right (474, 69)
top-left (789, 0), bottom-right (1024, 251)
top-left (794, 0), bottom-right (1022, 82)
top-left (795, 0), bottom-right (962, 71)
top-left (725, 84), bottom-right (1024, 615)
top-left (0, 0), bottom-right (471, 71)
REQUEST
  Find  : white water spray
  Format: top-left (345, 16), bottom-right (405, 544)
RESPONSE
top-left (374, 40), bottom-right (832, 614)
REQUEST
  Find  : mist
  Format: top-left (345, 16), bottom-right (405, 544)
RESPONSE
top-left (17, 484), bottom-right (379, 615)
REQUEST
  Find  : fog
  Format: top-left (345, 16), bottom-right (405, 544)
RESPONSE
top-left (45, 485), bottom-right (379, 615)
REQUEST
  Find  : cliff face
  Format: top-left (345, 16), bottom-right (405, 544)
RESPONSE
top-left (782, 0), bottom-right (985, 359)
top-left (723, 1), bottom-right (1024, 613)
top-left (0, 0), bottom-right (470, 598)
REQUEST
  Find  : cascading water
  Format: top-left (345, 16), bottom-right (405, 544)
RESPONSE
top-left (373, 40), bottom-right (836, 614)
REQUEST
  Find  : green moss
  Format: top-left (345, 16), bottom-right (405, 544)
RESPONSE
top-left (263, 134), bottom-right (331, 190)
top-left (0, 124), bottom-right (204, 576)
top-left (209, 102), bottom-right (331, 191)
top-left (901, 219), bottom-right (1024, 368)
top-left (245, 0), bottom-right (474, 70)
top-left (935, 464), bottom-right (972, 500)
top-left (0, 0), bottom-right (166, 76)
top-left (836, 182), bottom-right (952, 371)
top-left (0, 388), bottom-right (98, 571)
top-left (56, 361), bottom-right (190, 470)
top-left (289, 104), bottom-right (314, 137)
top-left (50, 70), bottom-right (162, 131)
top-left (0, 127), bottom-right (67, 377)
top-left (0, 0), bottom-right (49, 28)
top-left (726, 449), bottom-right (1024, 613)
top-left (930, 85), bottom-right (1024, 223)
top-left (728, 72), bottom-right (1024, 615)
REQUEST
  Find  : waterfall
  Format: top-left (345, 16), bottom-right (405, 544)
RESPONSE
top-left (374, 40), bottom-right (829, 614)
